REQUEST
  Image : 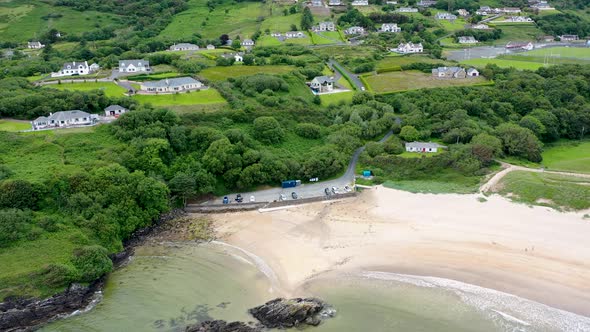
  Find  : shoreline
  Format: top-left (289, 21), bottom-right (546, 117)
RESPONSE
top-left (209, 186), bottom-right (590, 318)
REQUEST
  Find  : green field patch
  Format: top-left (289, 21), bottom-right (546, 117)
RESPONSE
top-left (376, 54), bottom-right (450, 70)
top-left (0, 119), bottom-right (30, 132)
top-left (520, 47), bottom-right (590, 59)
top-left (45, 82), bottom-right (127, 97)
top-left (496, 171), bottom-right (590, 210)
top-left (489, 25), bottom-right (543, 45)
top-left (133, 89), bottom-right (226, 106)
top-left (541, 140), bottom-right (590, 174)
top-left (320, 91), bottom-right (354, 105)
top-left (460, 58), bottom-right (546, 70)
top-left (364, 70), bottom-right (488, 93)
top-left (259, 12), bottom-right (302, 32)
top-left (382, 170), bottom-right (482, 194)
top-left (199, 65), bottom-right (294, 81)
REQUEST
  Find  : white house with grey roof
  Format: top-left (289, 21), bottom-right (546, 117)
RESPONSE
top-left (32, 110), bottom-right (96, 130)
top-left (104, 105), bottom-right (129, 117)
top-left (139, 77), bottom-right (204, 94)
top-left (436, 12), bottom-right (457, 20)
top-left (241, 39), bottom-right (255, 48)
top-left (380, 23), bottom-right (401, 33)
top-left (405, 142), bottom-right (446, 153)
top-left (309, 76), bottom-right (335, 93)
top-left (458, 36), bottom-right (478, 44)
top-left (344, 26), bottom-right (365, 35)
top-left (170, 43), bottom-right (199, 51)
top-left (312, 21), bottom-right (336, 32)
top-left (28, 41), bottom-right (45, 49)
top-left (119, 59), bottom-right (151, 73)
top-left (51, 61), bottom-right (97, 77)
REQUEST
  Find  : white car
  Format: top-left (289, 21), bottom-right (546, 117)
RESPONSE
top-left (279, 194), bottom-right (287, 201)
top-left (250, 195), bottom-right (255, 202)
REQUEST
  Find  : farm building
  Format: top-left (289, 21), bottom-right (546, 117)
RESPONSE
top-left (312, 21), bottom-right (336, 31)
top-left (344, 26), bottom-right (365, 35)
top-left (436, 12), bottom-right (457, 20)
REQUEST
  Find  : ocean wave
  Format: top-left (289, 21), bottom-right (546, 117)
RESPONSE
top-left (358, 271), bottom-right (590, 332)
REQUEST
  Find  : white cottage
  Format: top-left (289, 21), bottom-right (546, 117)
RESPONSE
top-left (51, 61), bottom-right (94, 77)
top-left (140, 77), bottom-right (204, 93)
top-left (170, 43), bottom-right (199, 51)
top-left (344, 26), bottom-right (365, 35)
top-left (32, 110), bottom-right (95, 130)
top-left (104, 105), bottom-right (129, 117)
top-left (312, 21), bottom-right (336, 32)
top-left (310, 76), bottom-right (334, 93)
top-left (381, 23), bottom-right (401, 33)
top-left (391, 42), bottom-right (423, 54)
top-left (405, 142), bottom-right (446, 153)
top-left (28, 41), bottom-right (45, 49)
top-left (119, 59), bottom-right (150, 73)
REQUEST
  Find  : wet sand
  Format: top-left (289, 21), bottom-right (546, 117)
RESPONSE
top-left (209, 186), bottom-right (590, 317)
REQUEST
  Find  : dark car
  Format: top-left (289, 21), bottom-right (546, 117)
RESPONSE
top-left (235, 194), bottom-right (243, 203)
top-left (291, 192), bottom-right (298, 199)
top-left (324, 188), bottom-right (331, 196)
top-left (222, 196), bottom-right (229, 204)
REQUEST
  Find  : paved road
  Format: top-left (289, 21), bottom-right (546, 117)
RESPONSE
top-left (328, 59), bottom-right (365, 91)
top-left (202, 131), bottom-right (393, 205)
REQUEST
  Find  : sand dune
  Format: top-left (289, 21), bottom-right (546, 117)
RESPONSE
top-left (209, 186), bottom-right (590, 317)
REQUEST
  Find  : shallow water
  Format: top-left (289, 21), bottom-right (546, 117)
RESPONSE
top-left (42, 242), bottom-right (590, 332)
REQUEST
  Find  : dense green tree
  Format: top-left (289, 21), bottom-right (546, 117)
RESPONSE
top-left (470, 133), bottom-right (502, 165)
top-left (0, 209), bottom-right (33, 247)
top-left (495, 123), bottom-right (543, 162)
top-left (169, 172), bottom-right (197, 207)
top-left (0, 180), bottom-right (38, 210)
top-left (295, 123), bottom-right (322, 139)
top-left (72, 245), bottom-right (113, 282)
top-left (253, 116), bottom-right (284, 144)
top-left (301, 7), bottom-right (314, 30)
top-left (399, 125), bottom-right (420, 142)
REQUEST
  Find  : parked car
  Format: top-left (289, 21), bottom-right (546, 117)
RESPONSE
top-left (344, 186), bottom-right (352, 192)
top-left (324, 188), bottom-right (331, 196)
top-left (222, 196), bottom-right (229, 204)
top-left (331, 187), bottom-right (338, 194)
top-left (291, 192), bottom-right (298, 199)
top-left (279, 194), bottom-right (287, 201)
top-left (235, 194), bottom-right (243, 203)
top-left (250, 195), bottom-right (255, 202)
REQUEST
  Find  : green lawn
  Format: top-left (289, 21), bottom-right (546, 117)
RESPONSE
top-left (382, 170), bottom-right (483, 194)
top-left (521, 47), bottom-right (590, 59)
top-left (133, 89), bottom-right (226, 106)
top-left (0, 119), bottom-right (30, 132)
top-left (496, 171), bottom-right (590, 210)
top-left (257, 35), bottom-right (284, 46)
top-left (199, 65), bottom-right (294, 81)
top-left (45, 82), bottom-right (127, 97)
top-left (364, 70), bottom-right (489, 93)
top-left (541, 140), bottom-right (590, 173)
top-left (489, 25), bottom-right (544, 45)
top-left (376, 55), bottom-right (450, 70)
top-left (320, 91), bottom-right (354, 105)
top-left (460, 58), bottom-right (546, 71)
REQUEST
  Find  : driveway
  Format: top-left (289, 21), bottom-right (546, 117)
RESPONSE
top-left (328, 59), bottom-right (365, 91)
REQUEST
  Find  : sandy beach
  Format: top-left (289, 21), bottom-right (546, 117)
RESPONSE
top-left (209, 186), bottom-right (590, 317)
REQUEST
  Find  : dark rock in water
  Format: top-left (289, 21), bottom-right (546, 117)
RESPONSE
top-left (185, 320), bottom-right (260, 332)
top-left (248, 298), bottom-right (327, 329)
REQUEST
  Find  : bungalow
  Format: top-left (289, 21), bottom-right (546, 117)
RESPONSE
top-left (170, 43), bottom-right (199, 51)
top-left (344, 26), bottom-right (365, 35)
top-left (51, 61), bottom-right (95, 78)
top-left (506, 41), bottom-right (534, 50)
top-left (391, 42), bottom-right (423, 54)
top-left (457, 9), bottom-right (469, 16)
top-left (432, 66), bottom-right (467, 79)
top-left (119, 59), bottom-right (150, 73)
top-left (381, 23), bottom-right (401, 33)
top-left (436, 12), bottom-right (457, 20)
top-left (104, 105), bottom-right (128, 117)
top-left (140, 77), bottom-right (204, 93)
top-left (506, 16), bottom-right (534, 23)
top-left (32, 110), bottom-right (95, 130)
top-left (221, 52), bottom-right (244, 62)
top-left (89, 63), bottom-right (100, 72)
top-left (207, 44), bottom-right (216, 50)
top-left (397, 7), bottom-right (418, 12)
top-left (540, 35), bottom-right (555, 42)
top-left (309, 76), bottom-right (334, 93)
top-left (468, 24), bottom-right (491, 30)
top-left (241, 39), bottom-right (255, 48)
top-left (271, 32), bottom-right (282, 37)
top-left (458, 36), bottom-right (478, 44)
top-left (386, 1), bottom-right (398, 4)
top-left (467, 68), bottom-right (480, 77)
top-left (405, 142), bottom-right (446, 153)
top-left (501, 7), bottom-right (522, 13)
top-left (311, 0), bottom-right (322, 6)
top-left (351, 0), bottom-right (368, 5)
top-left (28, 41), bottom-right (45, 49)
top-left (285, 31), bottom-right (305, 38)
top-left (559, 35), bottom-right (579, 41)
top-left (417, 0), bottom-right (436, 7)
top-left (531, 2), bottom-right (554, 10)
top-left (312, 21), bottom-right (336, 32)
top-left (329, 0), bottom-right (342, 5)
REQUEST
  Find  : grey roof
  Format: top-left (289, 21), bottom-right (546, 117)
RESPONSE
top-left (61, 61), bottom-right (88, 70)
top-left (35, 110), bottom-right (91, 123)
top-left (312, 76), bottom-right (335, 84)
top-left (105, 104), bottom-right (128, 112)
top-left (142, 77), bottom-right (202, 89)
top-left (432, 66), bottom-right (464, 74)
top-left (405, 142), bottom-right (446, 149)
top-left (28, 41), bottom-right (43, 46)
top-left (119, 59), bottom-right (149, 68)
top-left (171, 43), bottom-right (198, 49)
top-left (242, 39), bottom-right (254, 44)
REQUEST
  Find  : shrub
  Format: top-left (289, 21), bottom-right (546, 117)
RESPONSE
top-left (0, 179), bottom-right (38, 210)
top-left (41, 263), bottom-right (78, 287)
top-left (399, 125), bottom-right (420, 142)
top-left (365, 142), bottom-right (384, 157)
top-left (72, 245), bottom-right (113, 282)
top-left (0, 209), bottom-right (33, 247)
top-left (383, 136), bottom-right (404, 154)
top-left (253, 116), bottom-right (284, 144)
top-left (295, 123), bottom-right (322, 139)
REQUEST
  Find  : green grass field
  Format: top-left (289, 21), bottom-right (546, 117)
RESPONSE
top-left (320, 91), bottom-right (354, 105)
top-left (0, 0), bottom-right (121, 42)
top-left (496, 171), bottom-right (590, 210)
top-left (133, 89), bottom-right (226, 106)
top-left (376, 55), bottom-right (450, 70)
top-left (382, 170), bottom-right (483, 194)
top-left (364, 70), bottom-right (488, 93)
top-left (520, 47), bottom-right (590, 59)
top-left (199, 65), bottom-right (294, 81)
top-left (0, 119), bottom-right (30, 132)
top-left (45, 82), bottom-right (127, 97)
top-left (460, 58), bottom-right (546, 70)
top-left (541, 140), bottom-right (590, 173)
top-left (489, 25), bottom-right (543, 45)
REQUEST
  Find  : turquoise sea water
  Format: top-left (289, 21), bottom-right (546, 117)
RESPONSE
top-left (42, 242), bottom-right (590, 332)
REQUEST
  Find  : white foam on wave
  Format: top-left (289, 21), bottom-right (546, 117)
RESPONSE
top-left (358, 271), bottom-right (590, 332)
top-left (211, 240), bottom-right (280, 293)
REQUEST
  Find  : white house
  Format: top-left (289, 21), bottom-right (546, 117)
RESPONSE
top-left (32, 110), bottom-right (96, 130)
top-left (329, 0), bottom-right (341, 5)
top-left (432, 66), bottom-right (467, 79)
top-left (506, 41), bottom-right (534, 50)
top-left (386, 1), bottom-right (398, 4)
top-left (380, 23), bottom-right (401, 33)
top-left (559, 35), bottom-right (579, 41)
top-left (89, 63), bottom-right (100, 72)
top-left (312, 21), bottom-right (336, 32)
top-left (436, 12), bottom-right (457, 20)
top-left (405, 142), bottom-right (446, 153)
top-left (140, 77), bottom-right (204, 93)
top-left (285, 31), bottom-right (305, 38)
top-left (118, 59), bottom-right (150, 73)
top-left (467, 68), bottom-right (480, 77)
top-left (207, 44), bottom-right (216, 50)
top-left (506, 16), bottom-right (534, 23)
top-left (469, 24), bottom-right (491, 30)
top-left (417, 0), bottom-right (436, 7)
top-left (344, 26), bottom-right (365, 35)
top-left (397, 7), bottom-right (418, 12)
top-left (221, 52), bottom-right (244, 62)
top-left (104, 105), bottom-right (128, 117)
top-left (531, 2), bottom-right (554, 10)
top-left (170, 43), bottom-right (199, 51)
top-left (28, 41), bottom-right (45, 49)
top-left (310, 76), bottom-right (334, 93)
top-left (51, 61), bottom-right (95, 78)
top-left (457, 9), bottom-right (469, 16)
top-left (351, 0), bottom-right (368, 5)
top-left (458, 36), bottom-right (478, 44)
top-left (391, 42), bottom-right (423, 54)
top-left (311, 0), bottom-right (322, 6)
top-left (241, 39), bottom-right (255, 48)
top-left (501, 7), bottom-right (522, 13)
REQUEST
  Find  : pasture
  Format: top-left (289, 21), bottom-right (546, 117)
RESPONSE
top-left (522, 47), bottom-right (590, 59)
top-left (45, 82), bottom-right (127, 97)
top-left (376, 54), bottom-right (450, 70)
top-left (363, 70), bottom-right (488, 93)
top-left (460, 58), bottom-right (546, 70)
top-left (320, 91), bottom-right (354, 105)
top-left (133, 89), bottom-right (226, 106)
top-left (199, 65), bottom-right (294, 81)
top-left (541, 140), bottom-right (590, 173)
top-left (0, 119), bottom-right (30, 132)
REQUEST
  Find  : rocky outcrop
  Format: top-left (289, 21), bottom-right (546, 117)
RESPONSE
top-left (0, 281), bottom-right (103, 332)
top-left (248, 298), bottom-right (328, 329)
top-left (185, 320), bottom-right (260, 332)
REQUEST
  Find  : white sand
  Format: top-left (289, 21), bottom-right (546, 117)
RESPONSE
top-left (210, 186), bottom-right (590, 317)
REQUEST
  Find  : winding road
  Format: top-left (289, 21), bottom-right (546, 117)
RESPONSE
top-left (328, 59), bottom-right (365, 91)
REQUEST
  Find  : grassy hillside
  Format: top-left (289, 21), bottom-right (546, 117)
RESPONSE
top-left (364, 70), bottom-right (489, 93)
